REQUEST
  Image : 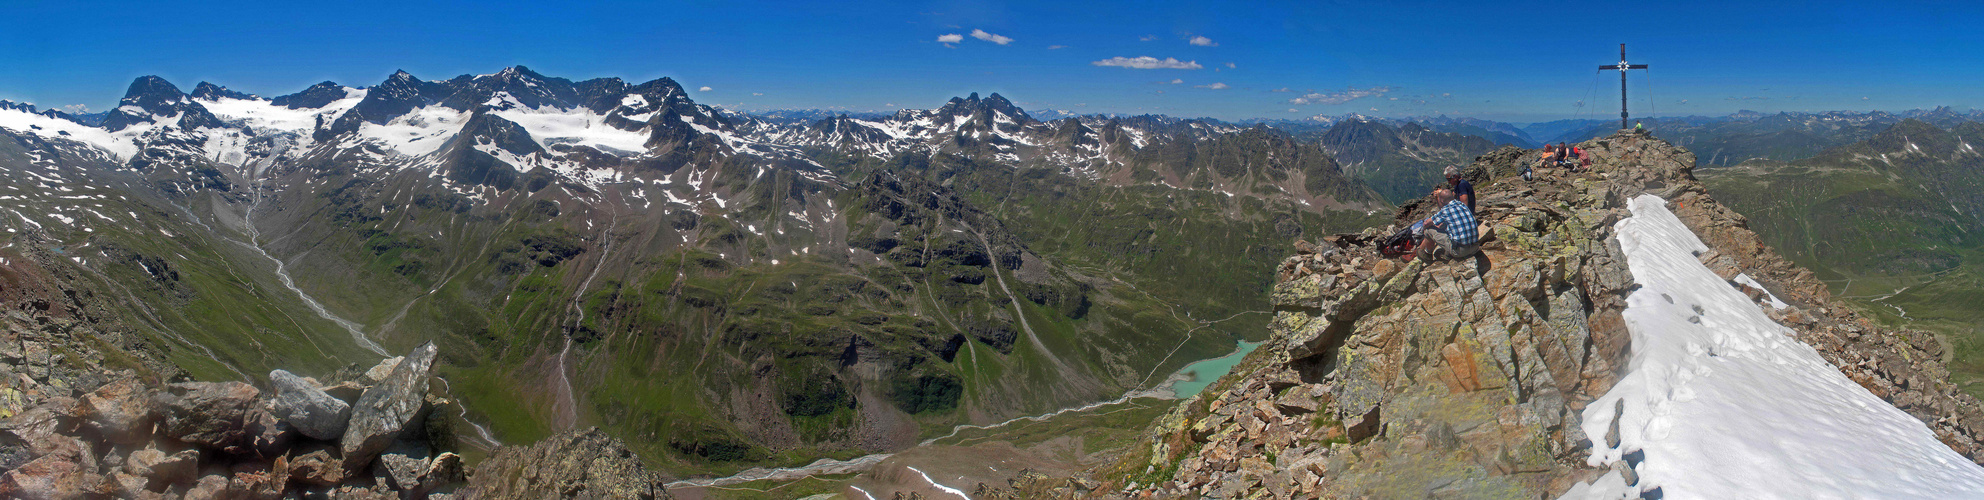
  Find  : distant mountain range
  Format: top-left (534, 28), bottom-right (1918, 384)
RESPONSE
top-left (1545, 107), bottom-right (1984, 166)
top-left (0, 67), bottom-right (1390, 476)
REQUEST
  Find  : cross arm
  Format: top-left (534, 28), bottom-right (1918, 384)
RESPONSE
top-left (1599, 64), bottom-right (1649, 70)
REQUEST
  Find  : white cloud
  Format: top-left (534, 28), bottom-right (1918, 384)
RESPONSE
top-left (1270, 87), bottom-right (1291, 93)
top-left (753, 92), bottom-right (764, 96)
top-left (1225, 62), bottom-right (1236, 69)
top-left (59, 104), bottom-right (89, 114)
top-left (937, 33), bottom-right (963, 46)
top-left (1286, 86), bottom-right (1394, 105)
top-left (1139, 35), bottom-right (1159, 42)
top-left (1048, 45), bottom-right (1067, 50)
top-left (1091, 56), bottom-right (1203, 69)
top-left (698, 86), bottom-right (713, 92)
top-left (1195, 82), bottom-right (1230, 89)
top-left (971, 29), bottom-right (1013, 45)
top-left (1166, 78), bottom-right (1183, 84)
top-left (1190, 36), bottom-right (1217, 47)
top-left (1288, 108), bottom-right (1300, 112)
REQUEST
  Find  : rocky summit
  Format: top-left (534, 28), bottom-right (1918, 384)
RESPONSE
top-left (983, 131), bottom-right (1984, 499)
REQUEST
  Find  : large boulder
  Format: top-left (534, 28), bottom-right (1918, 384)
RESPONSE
top-left (158, 382), bottom-right (260, 454)
top-left (267, 370), bottom-right (350, 440)
top-left (340, 343), bottom-right (437, 472)
top-left (462, 427), bottom-right (669, 499)
top-left (79, 378), bottom-right (158, 445)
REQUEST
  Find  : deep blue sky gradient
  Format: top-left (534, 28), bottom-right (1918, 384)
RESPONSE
top-left (2, 0), bottom-right (1979, 122)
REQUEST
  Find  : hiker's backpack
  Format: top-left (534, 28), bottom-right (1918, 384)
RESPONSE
top-left (1377, 221), bottom-right (1424, 259)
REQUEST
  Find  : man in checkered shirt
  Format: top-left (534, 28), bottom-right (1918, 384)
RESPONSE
top-left (1417, 188), bottom-right (1478, 261)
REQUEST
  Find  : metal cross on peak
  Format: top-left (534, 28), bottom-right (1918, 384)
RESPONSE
top-left (1599, 43), bottom-right (1649, 130)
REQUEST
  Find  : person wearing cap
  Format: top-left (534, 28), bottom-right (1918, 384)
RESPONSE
top-left (1444, 165), bottom-right (1475, 213)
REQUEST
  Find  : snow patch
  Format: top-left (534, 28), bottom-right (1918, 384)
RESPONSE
top-left (1565, 194), bottom-right (1984, 498)
top-left (359, 106), bottom-right (471, 156)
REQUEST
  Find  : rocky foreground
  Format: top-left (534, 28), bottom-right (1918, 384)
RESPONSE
top-left (0, 329), bottom-right (669, 499)
top-left (972, 131), bottom-right (1984, 498)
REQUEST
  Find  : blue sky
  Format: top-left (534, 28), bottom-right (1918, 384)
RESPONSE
top-left (2, 0), bottom-right (1980, 123)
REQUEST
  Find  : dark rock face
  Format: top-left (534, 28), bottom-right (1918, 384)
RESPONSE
top-left (339, 342), bottom-right (437, 472)
top-left (270, 81), bottom-right (349, 109)
top-left (347, 70), bottom-right (450, 125)
top-left (189, 82), bottom-right (252, 101)
top-left (462, 427), bottom-right (672, 499)
top-left (100, 76), bottom-right (226, 132)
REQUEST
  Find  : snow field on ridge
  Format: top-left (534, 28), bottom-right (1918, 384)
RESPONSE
top-left (1564, 194), bottom-right (1984, 499)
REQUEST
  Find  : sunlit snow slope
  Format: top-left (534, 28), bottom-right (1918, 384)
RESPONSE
top-left (1565, 194), bottom-right (1984, 499)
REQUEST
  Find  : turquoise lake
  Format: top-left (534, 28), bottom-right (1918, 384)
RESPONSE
top-left (1170, 340), bottom-right (1263, 398)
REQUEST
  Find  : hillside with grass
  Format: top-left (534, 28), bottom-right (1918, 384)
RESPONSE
top-left (1700, 118), bottom-right (1984, 395)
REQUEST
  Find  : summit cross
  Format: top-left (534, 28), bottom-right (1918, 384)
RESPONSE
top-left (1599, 43), bottom-right (1649, 130)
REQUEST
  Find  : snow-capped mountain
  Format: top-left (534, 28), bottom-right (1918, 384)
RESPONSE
top-left (0, 67), bottom-right (835, 200)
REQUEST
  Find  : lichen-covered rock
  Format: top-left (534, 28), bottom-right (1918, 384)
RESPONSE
top-left (462, 427), bottom-right (670, 499)
top-left (340, 343), bottom-right (436, 472)
top-left (267, 369), bottom-right (350, 441)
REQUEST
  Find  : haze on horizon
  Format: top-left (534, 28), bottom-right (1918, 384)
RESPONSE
top-left (1, 0), bottom-right (1979, 123)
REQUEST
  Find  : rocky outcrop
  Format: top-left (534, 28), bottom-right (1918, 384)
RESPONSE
top-left (462, 427), bottom-right (672, 499)
top-left (0, 342), bottom-right (481, 498)
top-left (341, 342), bottom-right (436, 472)
top-left (1064, 130), bottom-right (1984, 498)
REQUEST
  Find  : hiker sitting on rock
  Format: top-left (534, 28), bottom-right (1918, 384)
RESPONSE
top-left (1417, 188), bottom-right (1479, 261)
top-left (1445, 165), bottom-right (1474, 212)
